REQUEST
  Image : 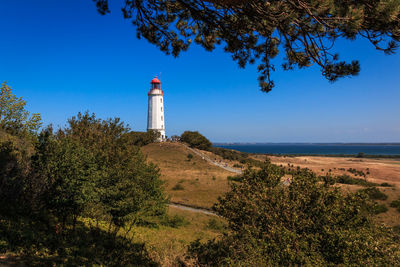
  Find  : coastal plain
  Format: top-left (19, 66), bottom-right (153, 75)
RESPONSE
top-left (139, 142), bottom-right (400, 264)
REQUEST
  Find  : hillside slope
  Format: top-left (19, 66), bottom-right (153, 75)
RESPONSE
top-left (141, 142), bottom-right (233, 209)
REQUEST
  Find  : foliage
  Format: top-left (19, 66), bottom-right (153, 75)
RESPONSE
top-left (0, 140), bottom-right (31, 210)
top-left (206, 218), bottom-right (225, 232)
top-left (187, 153), bottom-right (194, 161)
top-left (94, 0), bottom-right (399, 92)
top-left (391, 198), bottom-right (400, 213)
top-left (62, 112), bottom-right (167, 229)
top-left (226, 175), bottom-right (242, 182)
top-left (211, 147), bottom-right (264, 167)
top-left (347, 167), bottom-right (366, 177)
top-left (334, 174), bottom-right (378, 187)
top-left (172, 183), bottom-right (185, 190)
top-left (0, 214), bottom-right (157, 266)
top-left (31, 130), bottom-right (99, 228)
top-left (380, 182), bottom-right (394, 187)
top-left (0, 82), bottom-right (41, 135)
top-left (0, 110), bottom-right (168, 264)
top-left (125, 130), bottom-right (160, 147)
top-left (188, 163), bottom-right (400, 265)
top-left (161, 214), bottom-right (189, 228)
top-left (358, 187), bottom-right (388, 201)
top-left (181, 131), bottom-right (212, 150)
top-left (370, 203), bottom-right (388, 215)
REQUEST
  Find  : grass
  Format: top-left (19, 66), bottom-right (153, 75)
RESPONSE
top-left (142, 142), bottom-right (233, 208)
top-left (0, 213), bottom-right (156, 266)
top-left (132, 206), bottom-right (225, 265)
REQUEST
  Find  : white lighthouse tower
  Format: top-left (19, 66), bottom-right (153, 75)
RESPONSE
top-left (147, 76), bottom-right (166, 141)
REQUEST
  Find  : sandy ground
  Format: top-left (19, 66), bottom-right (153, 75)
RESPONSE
top-left (249, 155), bottom-right (400, 187)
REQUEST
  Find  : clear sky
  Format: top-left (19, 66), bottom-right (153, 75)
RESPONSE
top-left (1, 0), bottom-right (399, 143)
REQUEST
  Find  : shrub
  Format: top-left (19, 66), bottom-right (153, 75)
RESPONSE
top-left (189, 163), bottom-right (400, 265)
top-left (370, 203), bottom-right (388, 214)
top-left (227, 175), bottom-right (242, 182)
top-left (380, 182), bottom-right (394, 187)
top-left (187, 153), bottom-right (193, 161)
top-left (172, 183), bottom-right (184, 190)
top-left (390, 198), bottom-right (400, 213)
top-left (180, 131), bottom-right (212, 150)
top-left (161, 214), bottom-right (189, 228)
top-left (206, 218), bottom-right (225, 231)
top-left (335, 174), bottom-right (378, 187)
top-left (358, 187), bottom-right (388, 201)
top-left (125, 130), bottom-right (160, 146)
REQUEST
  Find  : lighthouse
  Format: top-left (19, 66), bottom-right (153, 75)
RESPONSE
top-left (147, 76), bottom-right (166, 141)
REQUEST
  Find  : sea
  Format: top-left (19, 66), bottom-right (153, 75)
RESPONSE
top-left (213, 143), bottom-right (400, 156)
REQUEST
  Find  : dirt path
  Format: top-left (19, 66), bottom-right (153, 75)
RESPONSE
top-left (183, 144), bottom-right (242, 174)
top-left (169, 202), bottom-right (219, 216)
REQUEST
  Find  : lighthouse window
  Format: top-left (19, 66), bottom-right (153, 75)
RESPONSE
top-left (161, 107), bottom-right (163, 112)
top-left (161, 116), bottom-right (163, 121)
top-left (160, 98), bottom-right (162, 103)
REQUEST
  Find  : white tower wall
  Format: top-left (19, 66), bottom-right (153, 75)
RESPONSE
top-left (147, 77), bottom-right (165, 141)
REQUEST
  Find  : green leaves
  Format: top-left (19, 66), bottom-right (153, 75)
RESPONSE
top-left (0, 82), bottom-right (42, 135)
top-left (94, 0), bottom-right (399, 91)
top-left (190, 162), bottom-right (400, 265)
top-left (181, 130), bottom-right (212, 150)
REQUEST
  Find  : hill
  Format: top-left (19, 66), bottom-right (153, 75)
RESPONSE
top-left (141, 142), bottom-right (233, 209)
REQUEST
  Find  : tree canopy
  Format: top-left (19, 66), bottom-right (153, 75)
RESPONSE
top-left (189, 163), bottom-right (400, 265)
top-left (0, 82), bottom-right (41, 135)
top-left (94, 0), bottom-right (399, 92)
top-left (181, 130), bottom-right (212, 150)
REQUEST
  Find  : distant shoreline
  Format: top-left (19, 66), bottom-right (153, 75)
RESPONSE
top-left (213, 142), bottom-right (400, 146)
top-left (213, 143), bottom-right (400, 158)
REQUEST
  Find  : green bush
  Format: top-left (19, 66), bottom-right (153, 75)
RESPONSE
top-left (211, 147), bottom-right (264, 168)
top-left (227, 175), bottom-right (242, 182)
top-left (125, 130), bottom-right (160, 146)
top-left (380, 182), bottom-right (394, 187)
top-left (390, 199), bottom-right (400, 213)
top-left (206, 218), bottom-right (225, 231)
top-left (370, 203), bottom-right (388, 214)
top-left (335, 174), bottom-right (378, 187)
top-left (358, 187), bottom-right (388, 201)
top-left (161, 214), bottom-right (189, 228)
top-left (180, 131), bottom-right (212, 150)
top-left (189, 163), bottom-right (400, 265)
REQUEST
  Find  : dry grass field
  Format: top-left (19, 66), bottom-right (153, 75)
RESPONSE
top-left (141, 142), bottom-right (233, 209)
top-left (139, 142), bottom-right (400, 264)
top-left (133, 206), bottom-right (225, 266)
top-left (143, 142), bottom-right (400, 227)
top-left (252, 154), bottom-right (400, 227)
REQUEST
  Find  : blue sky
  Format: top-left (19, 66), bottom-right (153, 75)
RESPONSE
top-left (1, 0), bottom-right (399, 142)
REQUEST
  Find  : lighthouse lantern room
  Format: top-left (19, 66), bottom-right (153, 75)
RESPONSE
top-left (147, 76), bottom-right (165, 141)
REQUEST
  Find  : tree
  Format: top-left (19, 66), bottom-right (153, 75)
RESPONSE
top-left (189, 163), bottom-right (400, 265)
top-left (93, 0), bottom-right (399, 92)
top-left (62, 112), bottom-right (167, 232)
top-left (126, 130), bottom-right (160, 147)
top-left (181, 130), bottom-right (212, 150)
top-left (32, 129), bottom-right (98, 229)
top-left (0, 82), bottom-right (41, 135)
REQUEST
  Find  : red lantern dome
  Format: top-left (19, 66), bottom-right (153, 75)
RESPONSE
top-left (151, 76), bottom-right (161, 84)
